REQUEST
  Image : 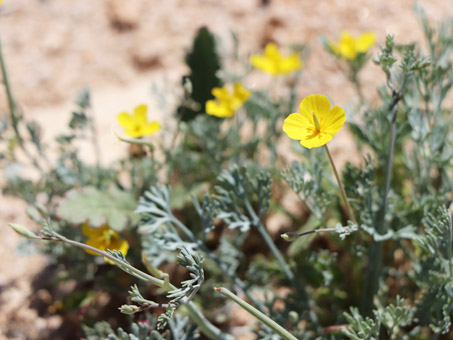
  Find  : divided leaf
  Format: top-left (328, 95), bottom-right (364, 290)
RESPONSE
top-left (57, 186), bottom-right (138, 231)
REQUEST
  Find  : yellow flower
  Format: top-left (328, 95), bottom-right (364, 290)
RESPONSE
top-left (82, 223), bottom-right (129, 263)
top-left (328, 32), bottom-right (376, 60)
top-left (250, 42), bottom-right (302, 76)
top-left (206, 83), bottom-right (251, 118)
top-left (117, 104), bottom-right (161, 138)
top-left (283, 94), bottom-right (346, 149)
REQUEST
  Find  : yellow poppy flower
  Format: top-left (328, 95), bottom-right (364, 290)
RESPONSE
top-left (117, 104), bottom-right (161, 138)
top-left (283, 94), bottom-right (346, 149)
top-left (82, 223), bottom-right (129, 263)
top-left (206, 83), bottom-right (251, 118)
top-left (328, 32), bottom-right (376, 60)
top-left (250, 42), bottom-right (302, 76)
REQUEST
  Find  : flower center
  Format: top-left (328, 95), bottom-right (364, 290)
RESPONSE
top-left (102, 230), bottom-right (116, 242)
top-left (312, 112), bottom-right (321, 132)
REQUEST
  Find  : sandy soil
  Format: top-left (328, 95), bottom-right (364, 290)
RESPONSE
top-left (1, 0), bottom-right (452, 339)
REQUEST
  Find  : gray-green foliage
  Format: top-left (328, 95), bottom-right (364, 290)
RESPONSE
top-left (282, 159), bottom-right (331, 221)
top-left (83, 315), bottom-right (198, 340)
top-left (343, 297), bottom-right (415, 340)
top-left (412, 206), bottom-right (453, 335)
top-left (214, 166), bottom-right (271, 232)
top-left (56, 186), bottom-right (139, 231)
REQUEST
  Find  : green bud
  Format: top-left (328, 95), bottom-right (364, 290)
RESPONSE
top-left (281, 233), bottom-right (297, 242)
top-left (9, 223), bottom-right (39, 239)
top-left (119, 304), bottom-right (140, 315)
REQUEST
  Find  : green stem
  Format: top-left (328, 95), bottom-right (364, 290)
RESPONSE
top-left (0, 41), bottom-right (45, 175)
top-left (448, 216), bottom-right (453, 279)
top-left (88, 107), bottom-right (102, 171)
top-left (0, 42), bottom-right (20, 140)
top-left (361, 90), bottom-right (400, 316)
top-left (324, 144), bottom-right (357, 225)
top-left (351, 71), bottom-right (364, 104)
top-left (282, 227), bottom-right (337, 241)
top-left (43, 235), bottom-right (165, 286)
top-left (244, 198), bottom-right (295, 282)
top-left (215, 287), bottom-right (298, 340)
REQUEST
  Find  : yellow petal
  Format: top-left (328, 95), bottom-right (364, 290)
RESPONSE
top-left (356, 32), bottom-right (376, 52)
top-left (117, 112), bottom-right (133, 129)
top-left (124, 126), bottom-right (145, 138)
top-left (133, 105), bottom-right (148, 124)
top-left (85, 237), bottom-right (108, 256)
top-left (109, 238), bottom-right (129, 256)
top-left (206, 100), bottom-right (234, 118)
top-left (250, 55), bottom-right (278, 75)
top-left (141, 121), bottom-right (161, 135)
top-left (279, 54), bottom-right (302, 74)
top-left (323, 105), bottom-right (346, 136)
top-left (300, 132), bottom-right (332, 149)
top-left (264, 42), bottom-right (280, 60)
top-left (233, 83), bottom-right (251, 103)
top-left (299, 94), bottom-right (331, 123)
top-left (82, 223), bottom-right (108, 238)
top-left (212, 87), bottom-right (231, 102)
top-left (282, 113), bottom-right (313, 140)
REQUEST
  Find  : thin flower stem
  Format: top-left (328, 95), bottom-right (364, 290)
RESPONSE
top-left (324, 144), bottom-right (357, 224)
top-left (361, 89), bottom-right (401, 316)
top-left (88, 106), bottom-right (102, 170)
top-left (283, 228), bottom-right (337, 241)
top-left (378, 91), bottom-right (400, 233)
top-left (351, 71), bottom-right (364, 104)
top-left (0, 42), bottom-right (45, 175)
top-left (244, 199), bottom-right (295, 282)
top-left (42, 235), bottom-right (165, 286)
top-left (215, 287), bottom-right (298, 340)
top-left (449, 217), bottom-right (453, 279)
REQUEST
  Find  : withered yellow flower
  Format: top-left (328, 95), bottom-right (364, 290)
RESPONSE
top-left (283, 94), bottom-right (346, 149)
top-left (250, 42), bottom-right (302, 75)
top-left (82, 223), bottom-right (129, 262)
top-left (206, 83), bottom-right (250, 118)
top-left (329, 32), bottom-right (376, 60)
top-left (117, 104), bottom-right (160, 138)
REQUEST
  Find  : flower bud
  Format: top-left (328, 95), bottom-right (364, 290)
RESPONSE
top-left (9, 223), bottom-right (39, 239)
top-left (119, 304), bottom-right (140, 315)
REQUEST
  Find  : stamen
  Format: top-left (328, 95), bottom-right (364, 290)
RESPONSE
top-left (312, 112), bottom-right (321, 131)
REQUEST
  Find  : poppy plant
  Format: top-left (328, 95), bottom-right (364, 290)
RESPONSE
top-left (283, 94), bottom-right (356, 223)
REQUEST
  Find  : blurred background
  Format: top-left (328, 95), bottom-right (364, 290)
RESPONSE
top-left (1, 0), bottom-right (452, 339)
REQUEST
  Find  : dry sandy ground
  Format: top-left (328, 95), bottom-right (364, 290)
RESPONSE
top-left (1, 0), bottom-right (452, 339)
